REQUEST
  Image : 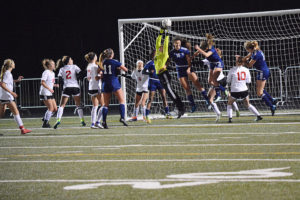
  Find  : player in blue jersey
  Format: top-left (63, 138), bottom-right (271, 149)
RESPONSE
top-left (243, 41), bottom-right (277, 115)
top-left (194, 34), bottom-right (226, 121)
top-left (169, 37), bottom-right (210, 113)
top-left (144, 50), bottom-right (171, 123)
top-left (98, 48), bottom-right (128, 128)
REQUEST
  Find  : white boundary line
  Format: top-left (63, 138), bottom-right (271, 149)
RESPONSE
top-left (1, 159), bottom-right (300, 163)
top-left (1, 143), bottom-right (300, 149)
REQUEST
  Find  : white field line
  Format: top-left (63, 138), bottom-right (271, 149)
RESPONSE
top-left (0, 132), bottom-right (299, 139)
top-left (0, 179), bottom-right (300, 183)
top-left (1, 122), bottom-right (300, 131)
top-left (1, 143), bottom-right (300, 149)
top-left (1, 159), bottom-right (300, 163)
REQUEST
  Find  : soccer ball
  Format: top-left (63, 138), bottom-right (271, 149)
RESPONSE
top-left (162, 18), bottom-right (172, 28)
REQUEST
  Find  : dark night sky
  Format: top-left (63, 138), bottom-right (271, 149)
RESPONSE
top-left (0, 0), bottom-right (299, 78)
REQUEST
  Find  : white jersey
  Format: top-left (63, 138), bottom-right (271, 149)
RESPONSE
top-left (227, 65), bottom-right (251, 92)
top-left (202, 59), bottom-right (224, 81)
top-left (58, 65), bottom-right (81, 89)
top-left (86, 63), bottom-right (101, 90)
top-left (131, 69), bottom-right (149, 92)
top-left (39, 70), bottom-right (55, 96)
top-left (0, 71), bottom-right (14, 101)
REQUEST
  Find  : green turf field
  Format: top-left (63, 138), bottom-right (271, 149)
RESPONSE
top-left (0, 114), bottom-right (300, 200)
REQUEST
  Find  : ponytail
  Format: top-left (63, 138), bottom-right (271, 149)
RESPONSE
top-left (84, 52), bottom-right (96, 63)
top-left (98, 53), bottom-right (104, 70)
top-left (200, 33), bottom-right (215, 50)
top-left (1, 59), bottom-right (14, 82)
top-left (244, 41), bottom-right (260, 50)
top-left (98, 48), bottom-right (114, 70)
top-left (56, 56), bottom-right (71, 70)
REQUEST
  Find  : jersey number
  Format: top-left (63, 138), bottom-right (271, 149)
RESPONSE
top-left (237, 71), bottom-right (246, 81)
top-left (66, 70), bottom-right (72, 79)
top-left (103, 65), bottom-right (112, 75)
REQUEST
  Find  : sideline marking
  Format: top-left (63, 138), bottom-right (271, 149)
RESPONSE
top-left (1, 159), bottom-right (300, 163)
top-left (1, 143), bottom-right (300, 149)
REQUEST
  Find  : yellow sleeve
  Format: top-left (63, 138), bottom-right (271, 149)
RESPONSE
top-left (162, 35), bottom-right (169, 63)
top-left (156, 35), bottom-right (162, 52)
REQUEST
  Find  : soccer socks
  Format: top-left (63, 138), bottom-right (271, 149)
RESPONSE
top-left (134, 106), bottom-right (139, 117)
top-left (91, 106), bottom-right (98, 124)
top-left (232, 102), bottom-right (239, 111)
top-left (263, 90), bottom-right (274, 102)
top-left (77, 107), bottom-right (84, 121)
top-left (262, 94), bottom-right (273, 107)
top-left (14, 114), bottom-right (24, 127)
top-left (164, 106), bottom-right (169, 114)
top-left (248, 104), bottom-right (260, 116)
top-left (227, 105), bottom-right (233, 119)
top-left (96, 106), bottom-right (103, 123)
top-left (187, 94), bottom-right (195, 106)
top-left (219, 85), bottom-right (226, 92)
top-left (201, 90), bottom-right (210, 104)
top-left (56, 107), bottom-right (64, 121)
top-left (142, 106), bottom-right (146, 118)
top-left (119, 104), bottom-right (125, 119)
top-left (211, 102), bottom-right (221, 116)
top-left (102, 107), bottom-right (108, 123)
top-left (146, 109), bottom-right (150, 116)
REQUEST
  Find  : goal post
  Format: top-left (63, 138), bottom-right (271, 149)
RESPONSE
top-left (118, 9), bottom-right (300, 120)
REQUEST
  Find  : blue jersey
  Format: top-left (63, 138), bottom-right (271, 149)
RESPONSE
top-left (207, 46), bottom-right (222, 63)
top-left (169, 47), bottom-right (190, 66)
top-left (145, 60), bottom-right (159, 81)
top-left (251, 50), bottom-right (268, 71)
top-left (101, 59), bottom-right (122, 93)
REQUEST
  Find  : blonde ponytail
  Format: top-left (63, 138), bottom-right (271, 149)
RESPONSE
top-left (1, 59), bottom-right (14, 81)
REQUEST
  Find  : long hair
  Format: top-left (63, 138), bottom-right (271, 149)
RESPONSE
top-left (244, 41), bottom-right (260, 51)
top-left (84, 52), bottom-right (96, 63)
top-left (200, 33), bottom-right (215, 50)
top-left (1, 59), bottom-right (14, 82)
top-left (56, 56), bottom-right (70, 69)
top-left (98, 48), bottom-right (113, 70)
top-left (42, 59), bottom-right (55, 70)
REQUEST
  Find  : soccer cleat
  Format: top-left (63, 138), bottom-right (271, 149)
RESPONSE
top-left (177, 110), bottom-right (185, 119)
top-left (53, 121), bottom-right (60, 129)
top-left (81, 120), bottom-right (86, 127)
top-left (131, 116), bottom-right (137, 122)
top-left (165, 113), bottom-right (173, 119)
top-left (216, 113), bottom-right (221, 122)
top-left (90, 123), bottom-right (98, 129)
top-left (42, 121), bottom-right (51, 128)
top-left (190, 105), bottom-right (197, 113)
top-left (21, 128), bottom-right (31, 135)
top-left (236, 110), bottom-right (240, 117)
top-left (146, 116), bottom-right (151, 124)
top-left (255, 116), bottom-right (263, 122)
top-left (95, 122), bottom-right (104, 129)
top-left (271, 105), bottom-right (276, 116)
top-left (102, 122), bottom-right (108, 129)
top-left (207, 104), bottom-right (212, 110)
top-left (120, 118), bottom-right (128, 126)
top-left (272, 98), bottom-right (278, 105)
top-left (228, 118), bottom-right (233, 123)
top-left (214, 96), bottom-right (222, 103)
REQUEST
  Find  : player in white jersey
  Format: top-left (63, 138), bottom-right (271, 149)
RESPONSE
top-left (85, 52), bottom-right (104, 129)
top-left (40, 59), bottom-right (59, 128)
top-left (226, 56), bottom-right (262, 123)
top-left (0, 59), bottom-right (31, 134)
top-left (130, 60), bottom-right (149, 121)
top-left (53, 56), bottom-right (86, 129)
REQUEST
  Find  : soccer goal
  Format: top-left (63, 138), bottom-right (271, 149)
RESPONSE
top-left (118, 9), bottom-right (300, 120)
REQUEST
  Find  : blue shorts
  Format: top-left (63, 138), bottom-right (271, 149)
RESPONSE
top-left (148, 80), bottom-right (164, 91)
top-left (256, 69), bottom-right (270, 81)
top-left (102, 79), bottom-right (121, 93)
top-left (176, 66), bottom-right (194, 78)
top-left (209, 61), bottom-right (224, 70)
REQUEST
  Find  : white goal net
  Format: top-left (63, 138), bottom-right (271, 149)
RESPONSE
top-left (118, 9), bottom-right (300, 119)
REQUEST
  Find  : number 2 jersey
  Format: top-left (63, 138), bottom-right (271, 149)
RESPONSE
top-left (227, 66), bottom-right (251, 92)
top-left (58, 65), bottom-right (81, 89)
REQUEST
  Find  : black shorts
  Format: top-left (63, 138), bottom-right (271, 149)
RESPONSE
top-left (136, 91), bottom-right (148, 96)
top-left (218, 77), bottom-right (227, 87)
top-left (40, 95), bottom-right (54, 101)
top-left (62, 87), bottom-right (80, 97)
top-left (0, 99), bottom-right (13, 104)
top-left (231, 90), bottom-right (249, 99)
top-left (88, 89), bottom-right (101, 96)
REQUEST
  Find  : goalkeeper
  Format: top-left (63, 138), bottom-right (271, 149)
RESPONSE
top-left (154, 27), bottom-right (185, 118)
